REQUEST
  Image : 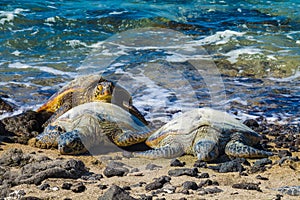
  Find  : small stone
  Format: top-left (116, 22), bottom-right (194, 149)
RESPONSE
top-left (62, 183), bottom-right (72, 190)
top-left (98, 184), bottom-right (108, 190)
top-left (20, 197), bottom-right (42, 200)
top-left (193, 160), bottom-right (207, 168)
top-left (168, 168), bottom-right (198, 177)
top-left (243, 119), bottom-right (259, 129)
top-left (170, 159), bottom-right (185, 167)
top-left (51, 186), bottom-right (59, 191)
top-left (209, 158), bottom-right (246, 173)
top-left (198, 172), bottom-right (209, 178)
top-left (145, 163), bottom-right (162, 170)
top-left (63, 198), bottom-right (72, 200)
top-left (255, 175), bottom-right (269, 180)
top-left (38, 183), bottom-right (50, 190)
top-left (232, 183), bottom-right (262, 192)
top-left (139, 194), bottom-right (153, 200)
top-left (71, 182), bottom-right (86, 193)
top-left (179, 198), bottom-right (187, 200)
top-left (98, 185), bottom-right (137, 200)
top-left (199, 179), bottom-right (212, 187)
top-left (103, 166), bottom-right (129, 178)
top-left (180, 189), bottom-right (189, 194)
top-left (145, 176), bottom-right (171, 191)
top-left (130, 168), bottom-right (139, 173)
top-left (278, 150), bottom-right (292, 158)
top-left (182, 181), bottom-right (198, 190)
top-left (204, 187), bottom-right (223, 194)
top-left (123, 186), bottom-right (131, 190)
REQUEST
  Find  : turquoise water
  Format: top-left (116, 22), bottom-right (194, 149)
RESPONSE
top-left (0, 0), bottom-right (299, 126)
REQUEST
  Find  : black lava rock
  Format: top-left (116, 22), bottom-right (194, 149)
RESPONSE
top-left (170, 159), bottom-right (185, 167)
top-left (197, 172), bottom-right (209, 179)
top-left (278, 150), bottom-right (292, 158)
top-left (182, 181), bottom-right (198, 190)
top-left (104, 166), bottom-right (129, 178)
top-left (38, 183), bottom-right (50, 190)
top-left (98, 185), bottom-right (137, 200)
top-left (71, 182), bottom-right (86, 193)
top-left (243, 119), bottom-right (259, 129)
top-left (20, 197), bottom-right (42, 200)
top-left (145, 163), bottom-right (162, 170)
top-left (168, 168), bottom-right (198, 177)
top-left (250, 158), bottom-right (272, 173)
top-left (255, 175), bottom-right (269, 180)
top-left (62, 182), bottom-right (72, 190)
top-left (145, 176), bottom-right (171, 191)
top-left (209, 158), bottom-right (246, 173)
top-left (193, 160), bottom-right (207, 168)
top-left (0, 110), bottom-right (51, 142)
top-left (198, 187), bottom-right (223, 195)
top-left (0, 97), bottom-right (14, 114)
top-left (198, 179), bottom-right (219, 188)
top-left (232, 183), bottom-right (262, 192)
top-left (98, 184), bottom-right (108, 190)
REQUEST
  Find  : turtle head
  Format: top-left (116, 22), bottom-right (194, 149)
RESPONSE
top-left (58, 130), bottom-right (87, 155)
top-left (93, 78), bottom-right (114, 102)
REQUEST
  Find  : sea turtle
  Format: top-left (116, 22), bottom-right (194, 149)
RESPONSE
top-left (37, 75), bottom-right (147, 126)
top-left (29, 102), bottom-right (152, 155)
top-left (135, 107), bottom-right (273, 161)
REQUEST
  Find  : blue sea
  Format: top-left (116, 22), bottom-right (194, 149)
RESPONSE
top-left (0, 0), bottom-right (299, 127)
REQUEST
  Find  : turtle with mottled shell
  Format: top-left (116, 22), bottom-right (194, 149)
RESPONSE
top-left (135, 107), bottom-right (273, 161)
top-left (37, 75), bottom-right (147, 126)
top-left (29, 102), bottom-right (152, 154)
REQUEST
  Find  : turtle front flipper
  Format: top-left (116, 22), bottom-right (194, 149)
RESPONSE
top-left (28, 125), bottom-right (63, 149)
top-left (134, 143), bottom-right (185, 159)
top-left (225, 140), bottom-right (273, 158)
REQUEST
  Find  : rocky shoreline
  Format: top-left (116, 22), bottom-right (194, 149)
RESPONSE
top-left (0, 97), bottom-right (299, 200)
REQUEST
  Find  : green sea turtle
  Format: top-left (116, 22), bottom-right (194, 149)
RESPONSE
top-left (135, 107), bottom-right (273, 161)
top-left (37, 75), bottom-right (147, 126)
top-left (29, 102), bottom-right (152, 154)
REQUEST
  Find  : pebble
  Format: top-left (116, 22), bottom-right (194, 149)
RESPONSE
top-left (145, 163), bottom-right (162, 170)
top-left (250, 158), bottom-right (272, 173)
top-left (20, 197), bottom-right (42, 200)
top-left (182, 181), bottom-right (198, 190)
top-left (98, 184), bottom-right (108, 190)
top-left (232, 183), bottom-right (262, 192)
top-left (145, 176), bottom-right (171, 191)
top-left (193, 160), bottom-right (207, 168)
top-left (170, 159), bottom-right (185, 167)
top-left (139, 194), bottom-right (153, 200)
top-left (103, 165), bottom-right (129, 178)
top-left (71, 182), bottom-right (86, 193)
top-left (275, 185), bottom-right (300, 196)
top-left (209, 158), bottom-right (246, 173)
top-left (61, 182), bottom-right (72, 190)
top-left (197, 172), bottom-right (209, 179)
top-left (98, 185), bottom-right (137, 200)
top-left (37, 183), bottom-right (50, 190)
top-left (198, 187), bottom-right (223, 195)
top-left (278, 150), bottom-right (292, 158)
top-left (255, 175), bottom-right (269, 180)
top-left (198, 179), bottom-right (219, 188)
top-left (168, 168), bottom-right (198, 177)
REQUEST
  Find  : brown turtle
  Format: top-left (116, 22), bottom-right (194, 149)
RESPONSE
top-left (37, 75), bottom-right (147, 126)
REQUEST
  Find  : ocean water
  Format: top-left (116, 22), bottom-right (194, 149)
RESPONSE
top-left (0, 0), bottom-right (299, 128)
